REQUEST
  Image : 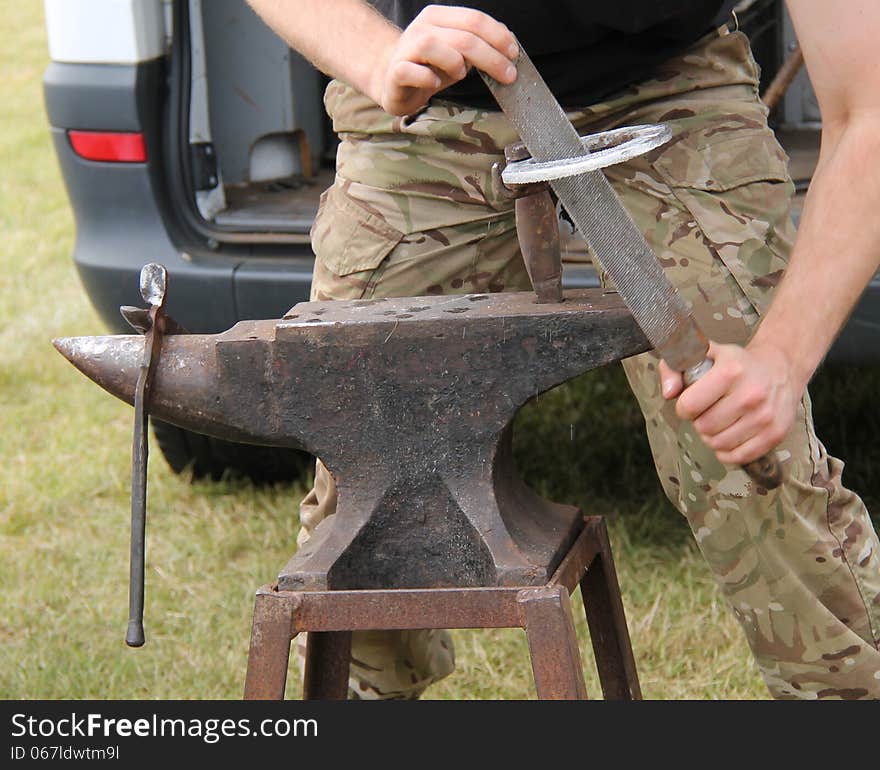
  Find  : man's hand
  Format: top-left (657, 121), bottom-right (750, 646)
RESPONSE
top-left (370, 5), bottom-right (518, 115)
top-left (658, 341), bottom-right (806, 465)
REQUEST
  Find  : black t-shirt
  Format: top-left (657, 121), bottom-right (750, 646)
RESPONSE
top-left (368, 1), bottom-right (737, 108)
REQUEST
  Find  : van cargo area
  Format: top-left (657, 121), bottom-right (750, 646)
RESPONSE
top-left (185, 0), bottom-right (335, 238)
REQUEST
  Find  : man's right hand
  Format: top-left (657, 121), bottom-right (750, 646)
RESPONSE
top-left (369, 5), bottom-right (518, 115)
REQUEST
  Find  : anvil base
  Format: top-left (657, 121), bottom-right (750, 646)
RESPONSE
top-left (278, 428), bottom-right (583, 591)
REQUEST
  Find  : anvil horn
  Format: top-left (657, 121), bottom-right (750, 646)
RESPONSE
top-left (52, 321), bottom-right (287, 448)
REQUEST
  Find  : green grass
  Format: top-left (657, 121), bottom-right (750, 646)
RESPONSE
top-left (2, 3), bottom-right (878, 701)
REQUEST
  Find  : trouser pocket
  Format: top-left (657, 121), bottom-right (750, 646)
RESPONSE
top-left (650, 123), bottom-right (796, 318)
top-left (309, 181), bottom-right (404, 301)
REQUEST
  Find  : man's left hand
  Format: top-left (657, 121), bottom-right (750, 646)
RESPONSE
top-left (658, 341), bottom-right (804, 465)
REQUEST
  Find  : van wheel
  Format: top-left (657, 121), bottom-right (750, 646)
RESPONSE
top-left (152, 419), bottom-right (313, 484)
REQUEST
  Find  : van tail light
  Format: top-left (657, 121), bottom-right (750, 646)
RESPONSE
top-left (68, 131), bottom-right (147, 163)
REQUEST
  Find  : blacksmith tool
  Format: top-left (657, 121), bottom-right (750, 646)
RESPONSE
top-left (120, 263), bottom-right (173, 647)
top-left (480, 44), bottom-right (784, 489)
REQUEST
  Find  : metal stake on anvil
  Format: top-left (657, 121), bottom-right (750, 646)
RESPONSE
top-left (497, 141), bottom-right (565, 304)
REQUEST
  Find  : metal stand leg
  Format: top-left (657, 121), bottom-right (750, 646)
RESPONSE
top-left (302, 631), bottom-right (352, 700)
top-left (580, 517), bottom-right (642, 700)
top-left (519, 585), bottom-right (588, 700)
top-left (244, 589), bottom-right (296, 700)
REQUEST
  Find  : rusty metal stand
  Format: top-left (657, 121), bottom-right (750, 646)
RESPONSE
top-left (244, 516), bottom-right (640, 700)
top-left (55, 233), bottom-right (648, 698)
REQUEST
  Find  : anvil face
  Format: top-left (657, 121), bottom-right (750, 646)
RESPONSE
top-left (55, 289), bottom-right (649, 591)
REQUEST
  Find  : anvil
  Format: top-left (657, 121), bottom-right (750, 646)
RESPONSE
top-left (55, 288), bottom-right (648, 592)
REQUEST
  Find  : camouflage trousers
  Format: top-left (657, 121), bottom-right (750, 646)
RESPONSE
top-left (298, 27), bottom-right (880, 699)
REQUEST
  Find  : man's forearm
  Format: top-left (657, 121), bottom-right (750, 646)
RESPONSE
top-left (245, 0), bottom-right (399, 103)
top-left (752, 0), bottom-right (880, 387)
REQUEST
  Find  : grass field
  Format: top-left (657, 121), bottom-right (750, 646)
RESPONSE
top-left (2, 4), bottom-right (879, 701)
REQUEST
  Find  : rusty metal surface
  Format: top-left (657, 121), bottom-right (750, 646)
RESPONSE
top-left (243, 588), bottom-right (298, 700)
top-left (547, 519), bottom-right (600, 593)
top-left (303, 632), bottom-right (352, 700)
top-left (515, 190), bottom-right (564, 303)
top-left (501, 142), bottom-right (564, 303)
top-left (287, 586), bottom-right (523, 631)
top-left (56, 287), bottom-right (649, 592)
top-left (518, 585), bottom-right (589, 699)
top-left (579, 519), bottom-right (642, 700)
